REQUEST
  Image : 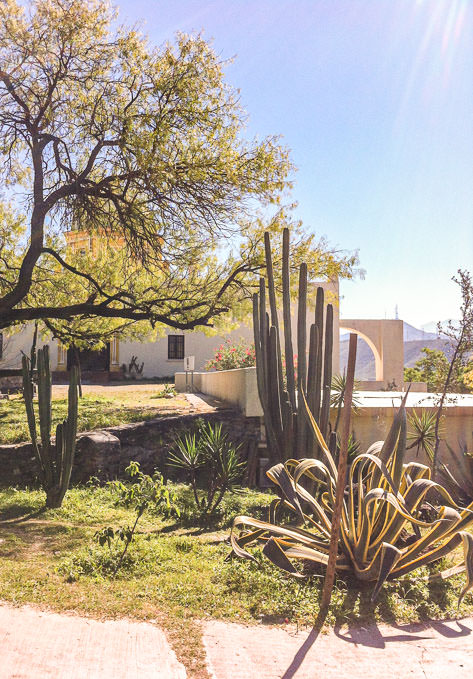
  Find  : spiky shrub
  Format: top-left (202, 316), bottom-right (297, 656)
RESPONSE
top-left (22, 345), bottom-right (79, 508)
top-left (168, 422), bottom-right (244, 515)
top-left (230, 395), bottom-right (473, 604)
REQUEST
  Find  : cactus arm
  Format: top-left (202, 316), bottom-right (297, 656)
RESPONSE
top-left (253, 292), bottom-right (279, 463)
top-left (264, 232), bottom-right (285, 404)
top-left (21, 354), bottom-right (46, 484)
top-left (282, 228), bottom-right (296, 409)
top-left (320, 303), bottom-right (334, 440)
top-left (268, 325), bottom-right (283, 454)
top-left (307, 323), bottom-right (319, 457)
top-left (313, 286), bottom-right (325, 424)
top-left (36, 346), bottom-right (52, 480)
top-left (296, 263), bottom-right (308, 458)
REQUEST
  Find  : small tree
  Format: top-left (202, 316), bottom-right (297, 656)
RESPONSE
top-left (432, 270), bottom-right (473, 477)
top-left (404, 348), bottom-right (450, 392)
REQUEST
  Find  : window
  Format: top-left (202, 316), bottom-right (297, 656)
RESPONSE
top-left (168, 335), bottom-right (184, 360)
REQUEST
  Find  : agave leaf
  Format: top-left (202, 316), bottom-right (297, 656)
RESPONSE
top-left (397, 507), bottom-right (462, 566)
top-left (393, 532), bottom-right (464, 578)
top-left (365, 441), bottom-right (384, 456)
top-left (403, 478), bottom-right (464, 515)
top-left (232, 516), bottom-right (326, 549)
top-left (300, 390), bottom-right (337, 478)
top-left (263, 538), bottom-right (305, 578)
top-left (284, 544), bottom-right (330, 566)
top-left (227, 528), bottom-right (266, 562)
top-left (458, 532), bottom-right (473, 606)
top-left (266, 463), bottom-right (304, 522)
top-left (371, 543), bottom-right (402, 601)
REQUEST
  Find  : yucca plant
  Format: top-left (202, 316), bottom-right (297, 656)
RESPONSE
top-left (230, 395), bottom-right (473, 604)
top-left (169, 422), bottom-right (244, 514)
top-left (407, 410), bottom-right (438, 460)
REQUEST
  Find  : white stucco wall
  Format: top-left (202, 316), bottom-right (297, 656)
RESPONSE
top-left (0, 325), bottom-right (50, 370)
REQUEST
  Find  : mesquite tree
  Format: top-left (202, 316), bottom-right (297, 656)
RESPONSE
top-left (0, 0), bottom-right (359, 345)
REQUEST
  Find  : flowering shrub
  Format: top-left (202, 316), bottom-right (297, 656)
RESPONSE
top-left (205, 339), bottom-right (256, 371)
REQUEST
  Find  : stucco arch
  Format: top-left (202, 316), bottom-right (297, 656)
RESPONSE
top-left (339, 319), bottom-right (404, 388)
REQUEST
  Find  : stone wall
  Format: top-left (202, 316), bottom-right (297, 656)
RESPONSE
top-left (0, 408), bottom-right (260, 487)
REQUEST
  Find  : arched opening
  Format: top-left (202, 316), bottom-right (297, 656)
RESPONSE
top-left (339, 327), bottom-right (383, 381)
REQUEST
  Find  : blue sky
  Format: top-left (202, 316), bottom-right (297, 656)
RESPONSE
top-left (118, 0), bottom-right (473, 328)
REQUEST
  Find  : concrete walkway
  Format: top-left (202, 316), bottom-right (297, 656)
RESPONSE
top-left (0, 603), bottom-right (186, 679)
top-left (2, 601), bottom-right (473, 678)
top-left (204, 618), bottom-right (473, 679)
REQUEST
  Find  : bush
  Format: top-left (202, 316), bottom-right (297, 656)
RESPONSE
top-left (205, 338), bottom-right (255, 371)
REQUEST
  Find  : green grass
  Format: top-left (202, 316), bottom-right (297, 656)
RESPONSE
top-left (0, 394), bottom-right (183, 445)
top-left (1, 483), bottom-right (472, 677)
top-left (0, 484), bottom-right (472, 628)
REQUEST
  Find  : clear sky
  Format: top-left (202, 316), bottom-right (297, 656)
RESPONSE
top-left (117, 0), bottom-right (473, 328)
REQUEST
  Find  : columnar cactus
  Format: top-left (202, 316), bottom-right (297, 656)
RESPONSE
top-left (253, 228), bottom-right (334, 462)
top-left (22, 345), bottom-right (79, 508)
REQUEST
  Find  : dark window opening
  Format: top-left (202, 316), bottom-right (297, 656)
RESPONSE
top-left (0, 332), bottom-right (3, 360)
top-left (168, 335), bottom-right (184, 360)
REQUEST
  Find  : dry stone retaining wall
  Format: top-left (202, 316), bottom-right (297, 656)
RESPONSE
top-left (0, 409), bottom-right (260, 487)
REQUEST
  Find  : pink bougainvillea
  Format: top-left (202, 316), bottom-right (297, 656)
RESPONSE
top-left (205, 338), bottom-right (256, 371)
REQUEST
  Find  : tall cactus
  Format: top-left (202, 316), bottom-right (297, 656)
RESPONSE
top-left (253, 228), bottom-right (334, 463)
top-left (22, 345), bottom-right (79, 508)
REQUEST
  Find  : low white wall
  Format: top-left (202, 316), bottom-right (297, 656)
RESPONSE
top-left (175, 367), bottom-right (263, 417)
top-left (176, 368), bottom-right (473, 465)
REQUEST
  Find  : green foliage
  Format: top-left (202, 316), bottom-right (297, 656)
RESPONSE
top-left (0, 0), bottom-right (360, 346)
top-left (0, 392), bottom-right (187, 447)
top-left (68, 462), bottom-right (180, 579)
top-left (407, 410), bottom-right (438, 460)
top-left (230, 397), bottom-right (473, 605)
top-left (168, 422), bottom-right (244, 515)
top-left (205, 338), bottom-right (256, 371)
top-left (1, 485), bottom-right (472, 627)
top-left (21, 346), bottom-right (78, 508)
top-left (434, 443), bottom-right (473, 505)
top-left (404, 348), bottom-right (451, 392)
top-left (150, 384), bottom-right (177, 399)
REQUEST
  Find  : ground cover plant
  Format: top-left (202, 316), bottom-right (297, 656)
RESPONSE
top-left (0, 481), bottom-right (472, 634)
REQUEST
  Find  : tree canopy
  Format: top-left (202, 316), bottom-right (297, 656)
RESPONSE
top-left (0, 0), bottom-right (359, 346)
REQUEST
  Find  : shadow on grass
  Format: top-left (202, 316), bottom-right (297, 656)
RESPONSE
top-left (0, 503), bottom-right (46, 523)
top-left (0, 521), bottom-right (85, 558)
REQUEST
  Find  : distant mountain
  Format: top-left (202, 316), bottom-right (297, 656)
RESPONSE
top-left (403, 322), bottom-right (437, 342)
top-left (421, 320), bottom-right (460, 336)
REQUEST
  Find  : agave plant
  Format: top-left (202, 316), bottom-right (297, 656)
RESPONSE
top-left (230, 396), bottom-right (473, 603)
top-left (435, 443), bottom-right (473, 505)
